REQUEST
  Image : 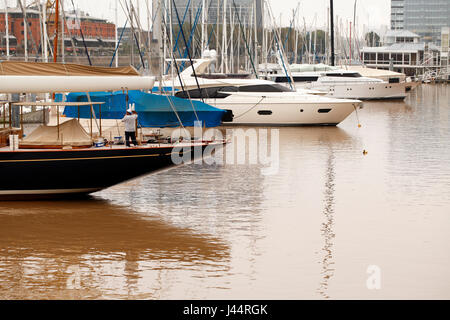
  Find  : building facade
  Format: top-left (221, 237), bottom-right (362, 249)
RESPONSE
top-left (0, 6), bottom-right (116, 55)
top-left (170, 0), bottom-right (262, 26)
top-left (390, 0), bottom-right (450, 45)
top-left (361, 30), bottom-right (442, 76)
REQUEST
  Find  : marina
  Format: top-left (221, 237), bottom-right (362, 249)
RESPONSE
top-left (0, 0), bottom-right (449, 303)
top-left (0, 84), bottom-right (449, 299)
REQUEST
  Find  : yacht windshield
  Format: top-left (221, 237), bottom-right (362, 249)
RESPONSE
top-left (325, 72), bottom-right (362, 78)
top-left (224, 84), bottom-right (294, 93)
top-left (175, 83), bottom-right (294, 100)
top-left (275, 76), bottom-right (319, 83)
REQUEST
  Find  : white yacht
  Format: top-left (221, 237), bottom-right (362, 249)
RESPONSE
top-left (157, 59), bottom-right (362, 126)
top-left (265, 64), bottom-right (408, 100)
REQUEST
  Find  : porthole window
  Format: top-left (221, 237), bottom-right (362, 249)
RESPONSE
top-left (258, 110), bottom-right (273, 115)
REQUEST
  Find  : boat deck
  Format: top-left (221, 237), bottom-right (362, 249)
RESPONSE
top-left (0, 141), bottom-right (222, 153)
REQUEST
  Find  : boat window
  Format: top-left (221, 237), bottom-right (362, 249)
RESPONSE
top-left (318, 108), bottom-right (332, 113)
top-left (218, 86), bottom-right (239, 93)
top-left (238, 84), bottom-right (293, 93)
top-left (325, 72), bottom-right (362, 78)
top-left (275, 76), bottom-right (319, 83)
top-left (389, 78), bottom-right (400, 83)
top-left (257, 110), bottom-right (273, 115)
top-left (175, 87), bottom-right (232, 99)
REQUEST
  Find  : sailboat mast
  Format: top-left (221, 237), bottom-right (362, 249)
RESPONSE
top-left (137, 0), bottom-right (141, 47)
top-left (162, 0), bottom-right (167, 74)
top-left (201, 0), bottom-right (206, 52)
top-left (326, 6), bottom-right (329, 64)
top-left (330, 0), bottom-right (335, 66)
top-left (115, 0), bottom-right (119, 67)
top-left (253, 0), bottom-right (257, 71)
top-left (53, 0), bottom-right (60, 63)
top-left (230, 5), bottom-right (234, 73)
top-left (23, 0), bottom-right (28, 61)
top-left (293, 10), bottom-right (298, 64)
top-left (4, 0), bottom-right (9, 60)
top-left (237, 5), bottom-right (241, 72)
top-left (221, 0), bottom-right (227, 73)
top-left (262, 0), bottom-right (267, 73)
top-left (349, 21), bottom-right (352, 64)
top-left (61, 2), bottom-right (65, 63)
top-left (215, 0), bottom-right (219, 54)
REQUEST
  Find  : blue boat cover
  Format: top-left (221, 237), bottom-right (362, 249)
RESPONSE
top-left (62, 90), bottom-right (225, 128)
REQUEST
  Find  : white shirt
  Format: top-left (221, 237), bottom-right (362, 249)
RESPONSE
top-left (121, 114), bottom-right (138, 132)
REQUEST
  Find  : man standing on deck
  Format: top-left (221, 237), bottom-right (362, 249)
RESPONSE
top-left (122, 109), bottom-right (138, 147)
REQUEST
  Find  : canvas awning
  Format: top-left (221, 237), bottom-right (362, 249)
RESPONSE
top-left (0, 61), bottom-right (139, 76)
top-left (20, 119), bottom-right (93, 149)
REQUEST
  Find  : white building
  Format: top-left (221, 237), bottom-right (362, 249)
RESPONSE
top-left (361, 30), bottom-right (443, 76)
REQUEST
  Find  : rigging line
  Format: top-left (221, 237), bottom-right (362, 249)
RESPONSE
top-left (353, 103), bottom-right (362, 127)
top-left (121, 0), bottom-right (145, 69)
top-left (34, 0), bottom-right (52, 59)
top-left (148, 0), bottom-right (162, 34)
top-left (70, 0), bottom-right (92, 66)
top-left (283, 5), bottom-right (300, 55)
top-left (179, 2), bottom-right (203, 73)
top-left (165, 0), bottom-right (192, 75)
top-left (128, 0), bottom-right (151, 60)
top-left (161, 11), bottom-right (199, 122)
top-left (231, 0), bottom-right (258, 79)
top-left (17, 0), bottom-right (39, 58)
top-left (37, 0), bottom-right (54, 59)
top-left (266, 0), bottom-right (294, 90)
top-left (205, 0), bottom-right (217, 47)
top-left (159, 82), bottom-right (188, 134)
top-left (110, 20), bottom-right (128, 67)
top-left (172, 0), bottom-right (205, 103)
top-left (233, 96), bottom-right (266, 120)
top-left (60, 0), bottom-right (80, 64)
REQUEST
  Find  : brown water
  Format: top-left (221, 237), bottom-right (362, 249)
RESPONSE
top-left (0, 84), bottom-right (449, 299)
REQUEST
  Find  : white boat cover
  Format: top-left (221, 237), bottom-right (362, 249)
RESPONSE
top-left (20, 119), bottom-right (92, 148)
top-left (0, 62), bottom-right (155, 93)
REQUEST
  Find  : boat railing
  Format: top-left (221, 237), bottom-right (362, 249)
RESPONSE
top-left (11, 101), bottom-right (106, 141)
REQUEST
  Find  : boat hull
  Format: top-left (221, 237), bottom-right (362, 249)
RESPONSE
top-left (0, 143), bottom-right (217, 200)
top-left (206, 97), bottom-right (358, 126)
top-left (298, 81), bottom-right (407, 100)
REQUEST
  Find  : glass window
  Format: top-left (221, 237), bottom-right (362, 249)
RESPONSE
top-left (276, 76), bottom-right (319, 83)
top-left (325, 72), bottom-right (362, 78)
top-left (238, 84), bottom-right (293, 92)
top-left (175, 86), bottom-right (235, 99)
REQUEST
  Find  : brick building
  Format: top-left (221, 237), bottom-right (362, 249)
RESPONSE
top-left (0, 6), bottom-right (116, 54)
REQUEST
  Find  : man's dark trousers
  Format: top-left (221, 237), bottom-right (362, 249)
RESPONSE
top-left (125, 131), bottom-right (137, 147)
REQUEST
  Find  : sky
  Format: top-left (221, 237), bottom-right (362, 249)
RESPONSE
top-left (10, 0), bottom-right (391, 35)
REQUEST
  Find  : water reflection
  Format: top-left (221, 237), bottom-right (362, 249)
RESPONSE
top-left (0, 199), bottom-right (229, 299)
top-left (2, 85), bottom-right (449, 299)
top-left (317, 147), bottom-right (336, 299)
top-left (385, 85), bottom-right (450, 208)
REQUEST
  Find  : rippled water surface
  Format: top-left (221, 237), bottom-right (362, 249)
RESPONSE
top-left (0, 84), bottom-right (449, 299)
